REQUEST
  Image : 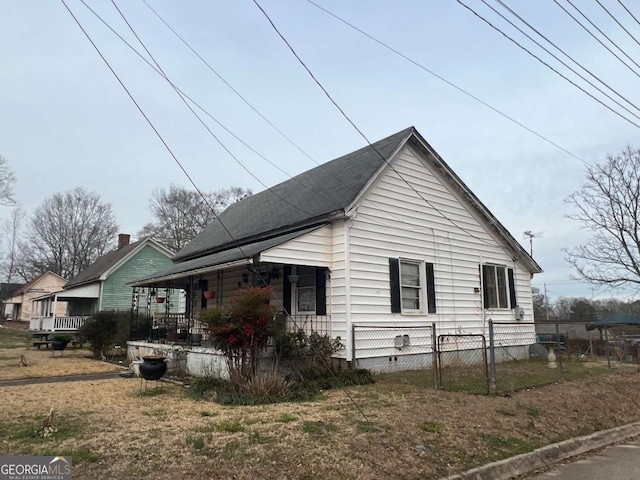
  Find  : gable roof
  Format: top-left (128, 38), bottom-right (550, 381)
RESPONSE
top-left (174, 127), bottom-right (414, 262)
top-left (173, 126), bottom-right (541, 274)
top-left (8, 271), bottom-right (66, 298)
top-left (65, 238), bottom-right (173, 289)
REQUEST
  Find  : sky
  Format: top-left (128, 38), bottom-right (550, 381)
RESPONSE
top-left (1, 0), bottom-right (639, 302)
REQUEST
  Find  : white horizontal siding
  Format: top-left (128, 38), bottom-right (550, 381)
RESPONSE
top-left (347, 144), bottom-right (536, 343)
top-left (260, 225), bottom-right (332, 267)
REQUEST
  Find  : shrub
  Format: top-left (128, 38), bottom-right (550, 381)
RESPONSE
top-left (79, 310), bottom-right (134, 358)
top-left (276, 329), bottom-right (345, 379)
top-left (79, 312), bottom-right (118, 358)
top-left (200, 287), bottom-right (278, 382)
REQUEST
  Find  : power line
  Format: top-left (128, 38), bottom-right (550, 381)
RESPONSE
top-left (618, 0), bottom-right (640, 29)
top-left (492, 0), bottom-right (640, 116)
top-left (58, 0), bottom-right (239, 251)
top-left (595, 0), bottom-right (640, 49)
top-left (84, 0), bottom-right (347, 220)
top-left (110, 0), bottom-right (324, 219)
top-left (140, 0), bottom-right (340, 176)
top-left (62, 0), bottom-right (376, 434)
top-left (140, 0), bottom-right (355, 194)
top-left (554, 0), bottom-right (640, 78)
top-left (252, 0), bottom-right (526, 258)
top-left (304, 0), bottom-right (588, 166)
top-left (457, 0), bottom-right (640, 129)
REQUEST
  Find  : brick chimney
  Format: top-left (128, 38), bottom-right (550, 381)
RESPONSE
top-left (118, 233), bottom-right (131, 250)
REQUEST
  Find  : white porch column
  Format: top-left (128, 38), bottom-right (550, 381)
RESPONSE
top-left (52, 295), bottom-right (58, 320)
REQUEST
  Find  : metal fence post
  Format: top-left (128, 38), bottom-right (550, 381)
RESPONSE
top-left (555, 322), bottom-right (564, 377)
top-left (604, 327), bottom-right (611, 370)
top-left (488, 320), bottom-right (496, 395)
top-left (432, 322), bottom-right (438, 390)
top-left (351, 324), bottom-right (356, 371)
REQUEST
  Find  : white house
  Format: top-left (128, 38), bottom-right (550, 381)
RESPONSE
top-left (130, 127), bottom-right (541, 372)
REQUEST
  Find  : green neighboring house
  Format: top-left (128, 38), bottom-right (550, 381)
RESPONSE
top-left (30, 235), bottom-right (180, 332)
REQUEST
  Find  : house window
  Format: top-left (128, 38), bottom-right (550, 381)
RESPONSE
top-left (481, 264), bottom-right (514, 309)
top-left (389, 258), bottom-right (437, 314)
top-left (400, 261), bottom-right (421, 311)
top-left (295, 266), bottom-right (316, 313)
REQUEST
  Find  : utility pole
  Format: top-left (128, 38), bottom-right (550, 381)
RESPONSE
top-left (544, 283), bottom-right (550, 321)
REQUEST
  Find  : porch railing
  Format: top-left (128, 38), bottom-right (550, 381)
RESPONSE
top-left (30, 316), bottom-right (89, 331)
top-left (283, 314), bottom-right (331, 336)
top-left (150, 312), bottom-right (207, 345)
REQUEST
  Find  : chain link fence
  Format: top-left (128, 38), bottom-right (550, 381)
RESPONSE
top-left (437, 334), bottom-right (489, 394)
top-left (490, 320), bottom-right (640, 394)
top-left (349, 320), bottom-right (640, 395)
top-left (352, 325), bottom-right (436, 388)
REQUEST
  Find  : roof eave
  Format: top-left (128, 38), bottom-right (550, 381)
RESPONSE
top-left (172, 212), bottom-right (344, 263)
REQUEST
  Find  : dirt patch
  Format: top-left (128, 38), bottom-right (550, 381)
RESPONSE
top-left (2, 368), bottom-right (640, 479)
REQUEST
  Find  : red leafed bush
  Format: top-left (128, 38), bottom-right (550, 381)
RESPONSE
top-left (199, 287), bottom-right (278, 381)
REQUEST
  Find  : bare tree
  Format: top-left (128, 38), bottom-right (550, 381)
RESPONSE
top-left (17, 187), bottom-right (118, 280)
top-left (565, 146), bottom-right (640, 290)
top-left (137, 185), bottom-right (251, 252)
top-left (0, 155), bottom-right (16, 206)
top-left (0, 206), bottom-right (25, 282)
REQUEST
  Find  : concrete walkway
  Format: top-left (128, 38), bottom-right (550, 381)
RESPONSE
top-left (0, 372), bottom-right (122, 388)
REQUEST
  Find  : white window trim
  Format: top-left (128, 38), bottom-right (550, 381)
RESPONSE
top-left (400, 259), bottom-right (425, 314)
top-left (293, 266), bottom-right (316, 315)
top-left (482, 264), bottom-right (510, 310)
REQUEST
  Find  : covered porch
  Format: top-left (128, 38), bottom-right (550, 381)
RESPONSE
top-left (128, 227), bottom-right (333, 347)
top-left (28, 283), bottom-right (100, 332)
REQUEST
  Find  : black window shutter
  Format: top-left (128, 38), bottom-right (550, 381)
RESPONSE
top-left (508, 268), bottom-right (517, 309)
top-left (389, 258), bottom-right (401, 313)
top-left (426, 262), bottom-right (436, 314)
top-left (481, 265), bottom-right (490, 309)
top-left (283, 265), bottom-right (292, 315)
top-left (315, 268), bottom-right (327, 315)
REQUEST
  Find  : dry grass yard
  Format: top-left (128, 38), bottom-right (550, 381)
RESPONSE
top-left (2, 325), bottom-right (640, 479)
top-left (0, 327), bottom-right (120, 381)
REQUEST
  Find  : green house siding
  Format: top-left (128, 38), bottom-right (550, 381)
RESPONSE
top-left (101, 245), bottom-right (173, 311)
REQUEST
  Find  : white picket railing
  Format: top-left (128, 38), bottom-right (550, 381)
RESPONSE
top-left (54, 316), bottom-right (88, 331)
top-left (29, 316), bottom-right (89, 331)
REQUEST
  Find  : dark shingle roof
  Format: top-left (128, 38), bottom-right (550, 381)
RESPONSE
top-left (130, 226), bottom-right (324, 287)
top-left (65, 241), bottom-right (144, 289)
top-left (0, 283), bottom-right (24, 301)
top-left (173, 127), bottom-right (414, 262)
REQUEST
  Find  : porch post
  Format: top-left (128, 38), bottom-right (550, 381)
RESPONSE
top-left (52, 295), bottom-right (58, 321)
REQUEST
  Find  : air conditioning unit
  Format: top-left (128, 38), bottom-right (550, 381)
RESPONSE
top-left (514, 306), bottom-right (525, 320)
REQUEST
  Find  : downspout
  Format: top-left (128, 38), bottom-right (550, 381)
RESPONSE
top-left (344, 217), bottom-right (353, 362)
top-left (98, 282), bottom-right (104, 313)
